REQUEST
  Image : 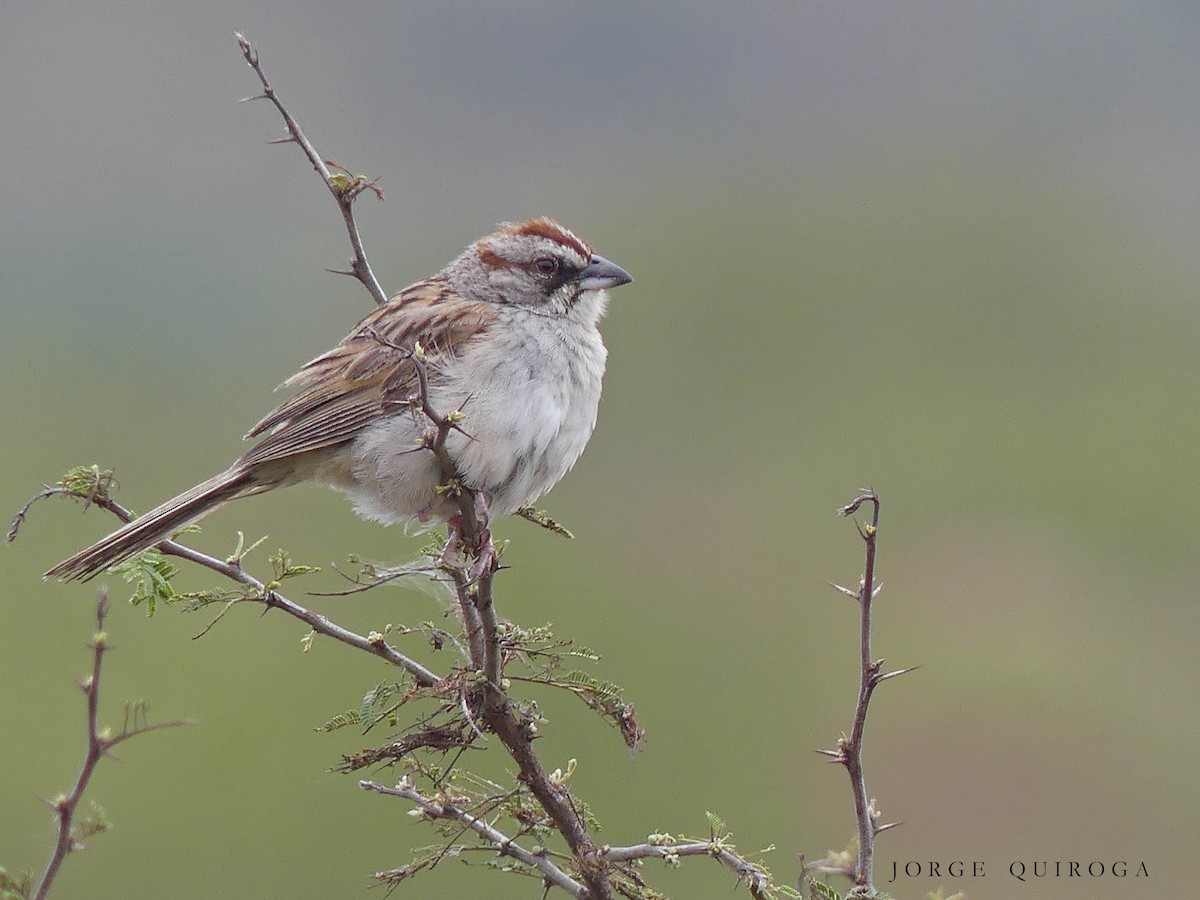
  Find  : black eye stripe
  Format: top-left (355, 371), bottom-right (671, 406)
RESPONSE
top-left (526, 256), bottom-right (583, 294)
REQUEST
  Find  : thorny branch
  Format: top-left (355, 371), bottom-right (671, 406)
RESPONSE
top-left (808, 491), bottom-right (915, 898)
top-left (31, 591), bottom-right (187, 900)
top-left (234, 32), bottom-right (389, 307)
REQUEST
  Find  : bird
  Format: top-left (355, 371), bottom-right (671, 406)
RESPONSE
top-left (46, 218), bottom-right (632, 582)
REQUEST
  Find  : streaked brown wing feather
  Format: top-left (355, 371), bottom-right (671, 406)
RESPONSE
top-left (237, 279), bottom-right (495, 470)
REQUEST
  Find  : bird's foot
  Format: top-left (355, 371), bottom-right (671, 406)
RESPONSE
top-left (468, 529), bottom-right (495, 583)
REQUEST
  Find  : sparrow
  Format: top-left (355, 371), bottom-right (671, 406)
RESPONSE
top-left (47, 218), bottom-right (632, 581)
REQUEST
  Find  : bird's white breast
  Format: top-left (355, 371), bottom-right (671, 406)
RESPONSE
top-left (334, 302), bottom-right (607, 525)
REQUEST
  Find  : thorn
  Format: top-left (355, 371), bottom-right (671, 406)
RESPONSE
top-left (877, 665), bottom-right (920, 682)
top-left (325, 268), bottom-right (356, 278)
top-left (827, 580), bottom-right (859, 599)
top-left (447, 422), bottom-right (477, 442)
top-left (238, 93), bottom-right (270, 103)
top-left (266, 135), bottom-right (297, 145)
top-left (875, 821), bottom-right (903, 834)
top-left (460, 693), bottom-right (487, 742)
top-left (871, 582), bottom-right (883, 598)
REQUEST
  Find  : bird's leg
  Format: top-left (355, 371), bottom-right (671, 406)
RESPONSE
top-left (441, 514), bottom-right (465, 568)
top-left (468, 491), bottom-right (496, 583)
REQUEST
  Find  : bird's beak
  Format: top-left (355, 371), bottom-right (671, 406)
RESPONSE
top-left (576, 254), bottom-right (633, 291)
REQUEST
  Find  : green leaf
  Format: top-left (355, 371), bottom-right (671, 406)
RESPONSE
top-left (314, 709), bottom-right (362, 733)
top-left (109, 548), bottom-right (178, 616)
top-left (807, 880), bottom-right (842, 900)
top-left (705, 809), bottom-right (727, 837)
top-left (269, 548), bottom-right (320, 581)
top-left (73, 800), bottom-right (112, 842)
top-left (57, 464), bottom-right (117, 500)
top-left (0, 864), bottom-right (33, 900)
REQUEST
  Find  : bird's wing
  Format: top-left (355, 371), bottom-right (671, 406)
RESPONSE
top-left (237, 278), bottom-right (495, 469)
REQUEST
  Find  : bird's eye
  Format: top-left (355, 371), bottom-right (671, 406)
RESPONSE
top-left (533, 256), bottom-right (559, 276)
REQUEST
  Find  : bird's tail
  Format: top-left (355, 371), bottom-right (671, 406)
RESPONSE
top-left (45, 467), bottom-right (257, 582)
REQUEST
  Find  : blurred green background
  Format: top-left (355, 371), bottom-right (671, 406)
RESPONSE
top-left (2, 2), bottom-right (1197, 898)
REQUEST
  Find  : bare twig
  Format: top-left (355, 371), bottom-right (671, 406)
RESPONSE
top-left (360, 777), bottom-right (588, 898)
top-left (308, 559), bottom-right (443, 596)
top-left (842, 490), bottom-right (881, 893)
top-left (32, 591), bottom-right (188, 900)
top-left (810, 490), bottom-right (915, 897)
top-left (601, 842), bottom-right (773, 896)
top-left (7, 486), bottom-right (60, 543)
top-left (234, 32), bottom-right (389, 307)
